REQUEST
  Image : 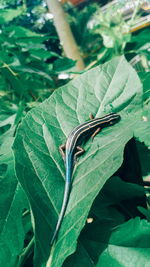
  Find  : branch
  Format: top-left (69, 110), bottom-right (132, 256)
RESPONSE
top-left (46, 0), bottom-right (85, 71)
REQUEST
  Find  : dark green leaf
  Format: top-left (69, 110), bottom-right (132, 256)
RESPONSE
top-left (29, 49), bottom-right (58, 61)
top-left (5, 26), bottom-right (43, 38)
top-left (134, 103), bottom-right (150, 147)
top-left (0, 137), bottom-right (28, 265)
top-left (0, 7), bottom-right (23, 24)
top-left (138, 207), bottom-right (150, 221)
top-left (136, 141), bottom-right (150, 179)
top-left (13, 65), bottom-right (53, 83)
top-left (63, 177), bottom-right (146, 266)
top-left (63, 242), bottom-right (95, 267)
top-left (97, 218), bottom-right (150, 267)
top-left (53, 58), bottom-right (76, 72)
top-left (131, 29), bottom-right (150, 50)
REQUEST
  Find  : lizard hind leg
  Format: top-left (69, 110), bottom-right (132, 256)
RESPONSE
top-left (74, 146), bottom-right (85, 163)
top-left (59, 144), bottom-right (66, 162)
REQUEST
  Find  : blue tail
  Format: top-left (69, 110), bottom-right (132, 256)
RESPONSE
top-left (50, 154), bottom-right (73, 245)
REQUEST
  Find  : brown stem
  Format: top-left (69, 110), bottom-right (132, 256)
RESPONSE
top-left (46, 0), bottom-right (85, 72)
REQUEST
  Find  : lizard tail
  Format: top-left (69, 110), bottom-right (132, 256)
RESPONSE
top-left (50, 181), bottom-right (71, 246)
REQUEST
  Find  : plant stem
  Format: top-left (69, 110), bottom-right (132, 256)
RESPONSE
top-left (17, 237), bottom-right (34, 267)
top-left (46, 0), bottom-right (85, 72)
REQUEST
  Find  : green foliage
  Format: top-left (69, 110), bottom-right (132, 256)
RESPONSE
top-left (0, 136), bottom-right (29, 265)
top-left (0, 1), bottom-right (150, 267)
top-left (138, 71), bottom-right (150, 101)
top-left (66, 3), bottom-right (150, 69)
top-left (63, 176), bottom-right (146, 266)
top-left (0, 4), bottom-right (75, 265)
top-left (0, 23), bottom-right (56, 102)
top-left (134, 102), bottom-right (150, 147)
top-left (0, 7), bottom-right (24, 24)
top-left (0, 3), bottom-right (75, 113)
top-left (13, 56), bottom-right (150, 266)
top-left (94, 7), bottom-right (131, 53)
top-left (67, 4), bottom-right (102, 63)
top-left (96, 218), bottom-right (150, 267)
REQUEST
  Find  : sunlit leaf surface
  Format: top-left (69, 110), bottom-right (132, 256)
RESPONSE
top-left (13, 56), bottom-right (143, 266)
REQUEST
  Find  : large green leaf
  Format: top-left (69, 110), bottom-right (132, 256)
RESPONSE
top-left (0, 137), bottom-right (28, 266)
top-left (97, 217), bottom-right (150, 267)
top-left (63, 176), bottom-right (146, 267)
top-left (53, 58), bottom-right (76, 72)
top-left (13, 56), bottom-right (143, 266)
